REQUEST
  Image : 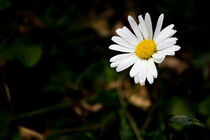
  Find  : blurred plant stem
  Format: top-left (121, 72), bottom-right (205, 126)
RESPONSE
top-left (3, 81), bottom-right (12, 104)
top-left (118, 79), bottom-right (143, 140)
top-left (157, 66), bottom-right (167, 140)
top-left (2, 75), bottom-right (16, 114)
top-left (76, 59), bottom-right (106, 90)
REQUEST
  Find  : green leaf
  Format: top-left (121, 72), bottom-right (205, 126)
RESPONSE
top-left (0, 40), bottom-right (42, 67)
top-left (17, 45), bottom-right (42, 67)
top-left (169, 115), bottom-right (204, 127)
top-left (198, 96), bottom-right (210, 117)
top-left (167, 97), bottom-right (193, 117)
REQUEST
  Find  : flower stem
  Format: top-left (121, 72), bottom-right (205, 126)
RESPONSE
top-left (117, 77), bottom-right (143, 140)
top-left (157, 66), bottom-right (167, 140)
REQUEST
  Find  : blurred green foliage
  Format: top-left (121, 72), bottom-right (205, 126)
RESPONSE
top-left (0, 0), bottom-right (210, 140)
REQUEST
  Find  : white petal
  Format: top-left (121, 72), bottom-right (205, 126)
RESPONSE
top-left (132, 60), bottom-right (147, 85)
top-left (145, 13), bottom-right (153, 39)
top-left (140, 60), bottom-right (147, 75)
top-left (154, 24), bottom-right (175, 44)
top-left (116, 27), bottom-right (139, 46)
top-left (148, 59), bottom-right (158, 78)
top-left (153, 14), bottom-right (164, 40)
top-left (158, 45), bottom-right (180, 56)
top-left (152, 53), bottom-right (165, 63)
top-left (110, 53), bottom-right (133, 62)
top-left (138, 74), bottom-right (146, 86)
top-left (109, 44), bottom-right (134, 52)
top-left (156, 37), bottom-right (178, 50)
top-left (116, 55), bottom-right (138, 72)
top-left (169, 30), bottom-right (177, 38)
top-left (138, 15), bottom-right (149, 39)
top-left (128, 16), bottom-right (143, 41)
top-left (139, 81), bottom-right (145, 86)
top-left (129, 59), bottom-right (142, 77)
top-left (136, 60), bottom-right (147, 84)
top-left (145, 60), bottom-right (156, 84)
top-left (111, 36), bottom-right (135, 49)
top-left (146, 72), bottom-right (154, 84)
top-left (134, 76), bottom-right (139, 84)
top-left (110, 62), bottom-right (120, 68)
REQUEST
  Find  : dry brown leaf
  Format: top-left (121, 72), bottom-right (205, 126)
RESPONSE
top-left (18, 126), bottom-right (44, 140)
top-left (81, 101), bottom-right (103, 112)
top-left (106, 81), bottom-right (121, 90)
top-left (159, 57), bottom-right (188, 74)
top-left (118, 79), bottom-right (151, 111)
top-left (73, 106), bottom-right (83, 116)
top-left (90, 8), bottom-right (114, 37)
top-left (112, 10), bottom-right (139, 35)
top-left (128, 86), bottom-right (151, 111)
top-left (91, 18), bottom-right (111, 37)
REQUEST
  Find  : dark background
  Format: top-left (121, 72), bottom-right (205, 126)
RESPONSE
top-left (0, 0), bottom-right (210, 140)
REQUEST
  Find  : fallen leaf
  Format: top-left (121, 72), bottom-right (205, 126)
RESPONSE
top-left (18, 126), bottom-right (44, 140)
top-left (73, 106), bottom-right (83, 116)
top-left (128, 85), bottom-right (151, 110)
top-left (81, 101), bottom-right (103, 112)
top-left (159, 57), bottom-right (188, 74)
top-left (106, 81), bottom-right (121, 90)
top-left (91, 18), bottom-right (111, 37)
top-left (119, 79), bottom-right (151, 111)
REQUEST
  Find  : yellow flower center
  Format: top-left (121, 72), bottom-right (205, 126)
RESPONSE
top-left (135, 39), bottom-right (156, 60)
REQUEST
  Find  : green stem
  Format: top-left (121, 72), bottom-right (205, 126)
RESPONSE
top-left (76, 59), bottom-right (105, 89)
top-left (117, 77), bottom-right (143, 140)
top-left (157, 66), bottom-right (167, 140)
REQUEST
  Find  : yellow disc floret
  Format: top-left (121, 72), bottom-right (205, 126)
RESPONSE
top-left (135, 39), bottom-right (156, 60)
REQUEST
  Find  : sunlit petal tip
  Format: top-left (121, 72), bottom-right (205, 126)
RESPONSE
top-left (147, 77), bottom-right (154, 84)
top-left (154, 74), bottom-right (158, 79)
top-left (116, 67), bottom-right (121, 72)
top-left (108, 45), bottom-right (112, 49)
top-left (110, 62), bottom-right (118, 68)
top-left (111, 36), bottom-right (116, 42)
top-left (115, 28), bottom-right (122, 34)
top-left (122, 26), bottom-right (126, 29)
top-left (139, 80), bottom-right (145, 86)
top-left (174, 45), bottom-right (181, 51)
top-left (129, 69), bottom-right (136, 77)
top-left (172, 30), bottom-right (177, 34)
top-left (128, 15), bottom-right (135, 22)
top-left (145, 13), bottom-right (150, 17)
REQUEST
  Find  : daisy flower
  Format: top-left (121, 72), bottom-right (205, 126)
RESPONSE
top-left (109, 13), bottom-right (180, 85)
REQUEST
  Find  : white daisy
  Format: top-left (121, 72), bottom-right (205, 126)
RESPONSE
top-left (109, 13), bottom-right (180, 85)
